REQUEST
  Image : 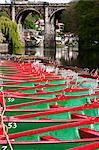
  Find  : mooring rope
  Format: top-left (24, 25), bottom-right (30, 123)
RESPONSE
top-left (0, 90), bottom-right (13, 150)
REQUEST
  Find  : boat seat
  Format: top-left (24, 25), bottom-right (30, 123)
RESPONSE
top-left (39, 118), bottom-right (52, 120)
top-left (36, 90), bottom-right (46, 93)
top-left (40, 135), bottom-right (60, 141)
top-left (71, 113), bottom-right (92, 119)
top-left (49, 104), bottom-right (65, 108)
top-left (79, 128), bottom-right (99, 138)
top-left (55, 94), bottom-right (62, 97)
top-left (34, 84), bottom-right (39, 86)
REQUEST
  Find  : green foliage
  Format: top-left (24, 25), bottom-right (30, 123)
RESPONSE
top-left (23, 14), bottom-right (41, 30)
top-left (23, 13), bottom-right (42, 30)
top-left (0, 16), bottom-right (23, 49)
top-left (76, 0), bottom-right (99, 50)
top-left (31, 14), bottom-right (42, 21)
top-left (61, 0), bottom-right (99, 51)
top-left (61, 3), bottom-right (78, 33)
top-left (0, 11), bottom-right (9, 18)
top-left (24, 17), bottom-right (37, 29)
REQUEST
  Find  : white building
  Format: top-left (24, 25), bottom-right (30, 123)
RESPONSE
top-left (35, 19), bottom-right (44, 31)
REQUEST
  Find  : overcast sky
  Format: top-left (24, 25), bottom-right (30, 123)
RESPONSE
top-left (0, 0), bottom-right (72, 3)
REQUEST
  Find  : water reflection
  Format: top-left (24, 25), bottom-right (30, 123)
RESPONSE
top-left (15, 47), bottom-right (98, 69)
top-left (26, 47), bottom-right (78, 58)
top-left (56, 48), bottom-right (78, 61)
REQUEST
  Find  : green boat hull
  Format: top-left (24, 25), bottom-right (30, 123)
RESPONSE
top-left (5, 94), bottom-right (99, 110)
top-left (0, 140), bottom-right (98, 150)
top-left (3, 120), bottom-right (99, 141)
top-left (5, 106), bottom-right (99, 120)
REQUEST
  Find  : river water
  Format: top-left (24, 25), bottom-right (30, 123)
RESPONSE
top-left (24, 47), bottom-right (99, 69)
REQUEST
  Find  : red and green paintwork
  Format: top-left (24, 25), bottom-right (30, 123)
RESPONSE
top-left (0, 61), bottom-right (99, 150)
top-left (4, 102), bottom-right (99, 120)
top-left (4, 94), bottom-right (99, 110)
top-left (0, 140), bottom-right (99, 150)
top-left (1, 118), bottom-right (99, 149)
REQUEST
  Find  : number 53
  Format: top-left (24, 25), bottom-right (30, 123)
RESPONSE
top-left (7, 122), bottom-right (17, 129)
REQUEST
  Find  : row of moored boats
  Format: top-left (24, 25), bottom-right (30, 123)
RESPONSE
top-left (0, 60), bottom-right (99, 150)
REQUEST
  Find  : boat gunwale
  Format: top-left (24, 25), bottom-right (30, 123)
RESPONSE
top-left (0, 137), bottom-right (99, 144)
top-left (3, 118), bottom-right (89, 123)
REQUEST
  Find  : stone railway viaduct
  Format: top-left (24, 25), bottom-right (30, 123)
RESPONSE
top-left (0, 2), bottom-right (70, 48)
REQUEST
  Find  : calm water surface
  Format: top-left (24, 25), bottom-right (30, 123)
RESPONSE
top-left (25, 47), bottom-right (99, 69)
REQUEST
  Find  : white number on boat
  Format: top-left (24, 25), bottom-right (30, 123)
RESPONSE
top-left (7, 98), bottom-right (15, 102)
top-left (1, 146), bottom-right (7, 150)
top-left (7, 122), bottom-right (17, 129)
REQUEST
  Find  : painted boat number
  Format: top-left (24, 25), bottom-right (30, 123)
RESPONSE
top-left (1, 146), bottom-right (7, 150)
top-left (7, 122), bottom-right (17, 129)
top-left (7, 98), bottom-right (15, 102)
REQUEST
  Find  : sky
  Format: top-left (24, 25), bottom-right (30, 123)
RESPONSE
top-left (0, 0), bottom-right (72, 3)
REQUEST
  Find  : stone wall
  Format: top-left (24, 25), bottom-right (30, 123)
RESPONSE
top-left (0, 43), bottom-right (8, 53)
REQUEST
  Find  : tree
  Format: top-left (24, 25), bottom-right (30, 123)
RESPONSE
top-left (61, 0), bottom-right (99, 51)
top-left (0, 16), bottom-right (23, 49)
top-left (23, 13), bottom-right (41, 30)
top-left (75, 0), bottom-right (99, 50)
top-left (61, 3), bottom-right (79, 33)
top-left (0, 11), bottom-right (9, 18)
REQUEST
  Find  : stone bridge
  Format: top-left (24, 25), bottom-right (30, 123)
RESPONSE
top-left (0, 2), bottom-right (70, 48)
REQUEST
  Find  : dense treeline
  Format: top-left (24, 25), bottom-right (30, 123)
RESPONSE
top-left (0, 13), bottom-right (23, 49)
top-left (61, 0), bottom-right (99, 51)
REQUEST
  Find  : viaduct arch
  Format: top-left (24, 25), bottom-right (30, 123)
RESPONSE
top-left (0, 2), bottom-right (70, 48)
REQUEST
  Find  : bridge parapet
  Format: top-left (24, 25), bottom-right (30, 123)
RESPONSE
top-left (49, 3), bottom-right (69, 6)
